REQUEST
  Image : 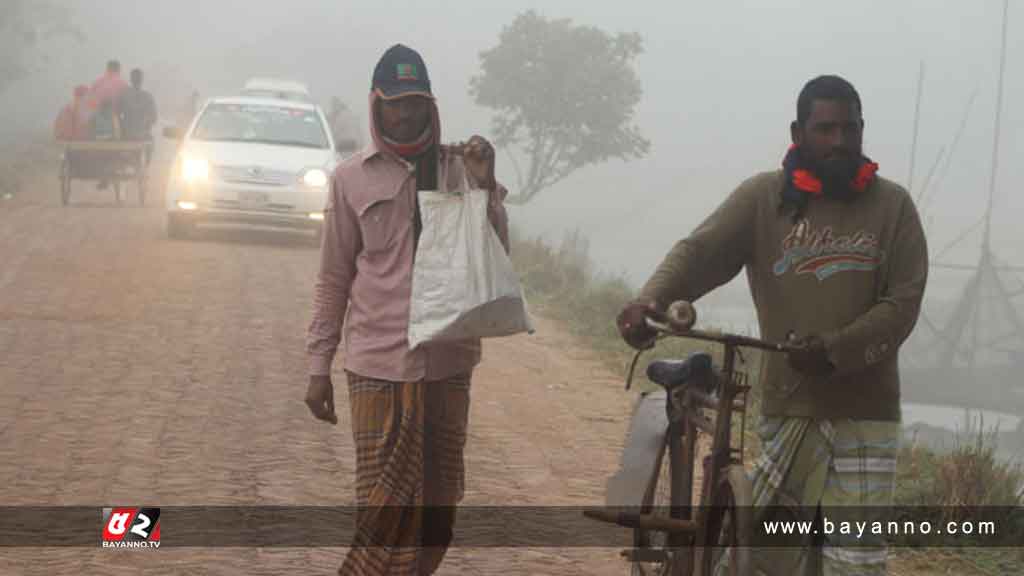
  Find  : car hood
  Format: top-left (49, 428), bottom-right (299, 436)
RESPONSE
top-left (182, 140), bottom-right (337, 172)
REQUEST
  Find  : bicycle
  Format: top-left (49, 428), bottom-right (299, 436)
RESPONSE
top-left (584, 301), bottom-right (799, 576)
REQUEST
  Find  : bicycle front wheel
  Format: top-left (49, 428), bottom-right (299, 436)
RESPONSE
top-left (701, 465), bottom-right (752, 576)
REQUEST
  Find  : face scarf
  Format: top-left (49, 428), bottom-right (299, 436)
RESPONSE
top-left (780, 144), bottom-right (878, 221)
top-left (379, 123), bottom-right (433, 159)
top-left (369, 90), bottom-right (441, 191)
top-left (368, 90), bottom-right (444, 245)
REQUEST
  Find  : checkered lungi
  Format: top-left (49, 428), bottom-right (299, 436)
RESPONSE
top-left (716, 416), bottom-right (900, 576)
top-left (338, 371), bottom-right (472, 576)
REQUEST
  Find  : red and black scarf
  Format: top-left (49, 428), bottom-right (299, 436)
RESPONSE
top-left (368, 89), bottom-right (442, 190)
top-left (368, 90), bottom-right (444, 244)
top-left (781, 144), bottom-right (878, 219)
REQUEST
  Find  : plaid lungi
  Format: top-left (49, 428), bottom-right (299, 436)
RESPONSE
top-left (716, 416), bottom-right (900, 576)
top-left (339, 371), bottom-right (472, 576)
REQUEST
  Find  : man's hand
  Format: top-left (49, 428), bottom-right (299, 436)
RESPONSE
top-left (462, 135), bottom-right (497, 191)
top-left (616, 299), bottom-right (664, 350)
top-left (305, 374), bottom-right (338, 425)
top-left (787, 334), bottom-right (835, 378)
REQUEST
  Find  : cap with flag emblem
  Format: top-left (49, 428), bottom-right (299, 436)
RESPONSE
top-left (371, 44), bottom-right (433, 100)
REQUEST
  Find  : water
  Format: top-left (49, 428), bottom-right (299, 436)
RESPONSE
top-left (902, 402), bottom-right (1021, 432)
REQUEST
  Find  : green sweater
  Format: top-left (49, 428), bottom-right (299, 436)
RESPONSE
top-left (639, 170), bottom-right (928, 421)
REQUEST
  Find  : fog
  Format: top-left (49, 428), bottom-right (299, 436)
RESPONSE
top-left (5, 0), bottom-right (1022, 297)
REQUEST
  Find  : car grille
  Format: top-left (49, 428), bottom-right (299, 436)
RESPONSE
top-left (265, 203), bottom-right (295, 212)
top-left (213, 199), bottom-right (240, 209)
top-left (213, 198), bottom-right (296, 212)
top-left (214, 165), bottom-right (295, 186)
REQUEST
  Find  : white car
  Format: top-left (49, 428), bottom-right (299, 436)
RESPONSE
top-left (164, 96), bottom-right (350, 240)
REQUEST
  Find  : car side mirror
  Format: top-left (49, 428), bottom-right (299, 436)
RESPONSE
top-left (335, 138), bottom-right (358, 155)
top-left (163, 125), bottom-right (183, 140)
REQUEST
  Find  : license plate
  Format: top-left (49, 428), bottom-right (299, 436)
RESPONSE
top-left (238, 190), bottom-right (268, 208)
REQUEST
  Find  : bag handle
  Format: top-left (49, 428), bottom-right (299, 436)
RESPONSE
top-left (413, 147), bottom-right (476, 250)
top-left (438, 145), bottom-right (471, 196)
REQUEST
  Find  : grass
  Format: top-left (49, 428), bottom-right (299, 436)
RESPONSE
top-left (509, 226), bottom-right (1024, 573)
top-left (893, 424), bottom-right (1024, 572)
top-left (898, 424), bottom-right (1024, 511)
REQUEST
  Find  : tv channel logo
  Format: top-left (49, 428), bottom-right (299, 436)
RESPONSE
top-left (101, 507), bottom-right (161, 549)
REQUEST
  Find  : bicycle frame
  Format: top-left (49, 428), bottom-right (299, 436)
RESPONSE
top-left (653, 335), bottom-right (751, 575)
top-left (586, 303), bottom-right (799, 576)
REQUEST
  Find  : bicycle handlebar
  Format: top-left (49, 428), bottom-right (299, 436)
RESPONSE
top-left (643, 300), bottom-right (800, 353)
top-left (623, 300), bottom-right (800, 391)
top-left (645, 318), bottom-right (798, 353)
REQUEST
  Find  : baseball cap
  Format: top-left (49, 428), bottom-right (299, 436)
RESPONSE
top-left (371, 44), bottom-right (433, 100)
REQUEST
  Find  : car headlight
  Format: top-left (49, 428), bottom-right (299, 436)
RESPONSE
top-left (181, 157), bottom-right (210, 183)
top-left (301, 168), bottom-right (328, 188)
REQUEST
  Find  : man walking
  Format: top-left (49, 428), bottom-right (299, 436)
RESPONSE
top-left (305, 44), bottom-right (509, 575)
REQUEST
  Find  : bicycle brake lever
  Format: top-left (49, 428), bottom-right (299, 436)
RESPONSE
top-left (624, 316), bottom-right (671, 390)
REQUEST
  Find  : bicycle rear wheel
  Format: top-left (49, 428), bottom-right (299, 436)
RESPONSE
top-left (632, 430), bottom-right (687, 575)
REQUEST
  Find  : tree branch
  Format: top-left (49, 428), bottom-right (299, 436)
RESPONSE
top-left (521, 125), bottom-right (550, 201)
top-left (500, 146), bottom-right (526, 193)
top-left (531, 129), bottom-right (561, 192)
top-left (524, 127), bottom-right (543, 195)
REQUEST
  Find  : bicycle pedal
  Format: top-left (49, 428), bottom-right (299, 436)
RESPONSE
top-left (622, 548), bottom-right (671, 563)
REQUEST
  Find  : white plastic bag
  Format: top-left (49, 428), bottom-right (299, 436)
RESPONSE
top-left (407, 168), bottom-right (534, 350)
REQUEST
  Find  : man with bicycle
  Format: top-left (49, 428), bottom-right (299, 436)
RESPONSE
top-left (618, 75), bottom-right (928, 575)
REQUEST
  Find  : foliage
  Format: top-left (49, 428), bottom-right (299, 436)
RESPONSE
top-left (470, 11), bottom-right (649, 204)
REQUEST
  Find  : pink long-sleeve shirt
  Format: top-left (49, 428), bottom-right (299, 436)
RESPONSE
top-left (307, 142), bottom-right (510, 382)
top-left (87, 72), bottom-right (128, 112)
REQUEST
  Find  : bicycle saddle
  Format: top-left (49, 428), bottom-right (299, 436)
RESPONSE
top-left (646, 353), bottom-right (713, 391)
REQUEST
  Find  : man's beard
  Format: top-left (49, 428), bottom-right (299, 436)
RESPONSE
top-left (803, 147), bottom-right (861, 198)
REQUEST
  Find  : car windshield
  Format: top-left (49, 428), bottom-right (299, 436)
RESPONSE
top-left (191, 103), bottom-right (328, 149)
